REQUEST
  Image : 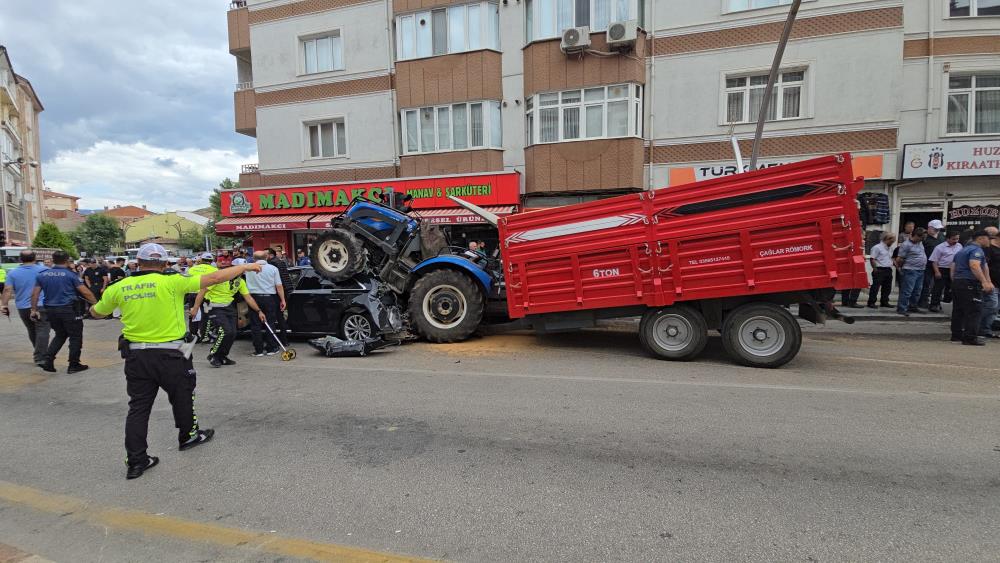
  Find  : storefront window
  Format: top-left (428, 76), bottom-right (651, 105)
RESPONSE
top-left (396, 2), bottom-right (500, 61)
top-left (400, 101), bottom-right (502, 154)
top-left (947, 74), bottom-right (1000, 135)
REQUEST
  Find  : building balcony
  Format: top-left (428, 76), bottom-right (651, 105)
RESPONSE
top-left (524, 137), bottom-right (644, 194)
top-left (234, 88), bottom-right (256, 137)
top-left (239, 164), bottom-right (261, 188)
top-left (227, 3), bottom-right (251, 55)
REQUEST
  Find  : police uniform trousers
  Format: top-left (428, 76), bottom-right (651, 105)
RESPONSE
top-left (207, 304), bottom-right (237, 359)
top-left (44, 304), bottom-right (84, 365)
top-left (951, 280), bottom-right (984, 343)
top-left (124, 348), bottom-right (199, 467)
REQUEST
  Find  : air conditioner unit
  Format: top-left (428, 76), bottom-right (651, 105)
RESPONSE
top-left (560, 26), bottom-right (591, 54)
top-left (606, 20), bottom-right (638, 50)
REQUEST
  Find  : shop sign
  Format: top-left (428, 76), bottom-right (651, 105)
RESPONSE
top-left (221, 172), bottom-right (521, 217)
top-left (668, 155), bottom-right (884, 186)
top-left (903, 140), bottom-right (1000, 179)
top-left (947, 203), bottom-right (1000, 230)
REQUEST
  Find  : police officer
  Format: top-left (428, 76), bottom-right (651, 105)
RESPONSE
top-left (31, 250), bottom-right (98, 373)
top-left (190, 250), bottom-right (267, 368)
top-left (90, 243), bottom-right (262, 480)
top-left (950, 230), bottom-right (994, 346)
top-left (187, 252), bottom-right (217, 342)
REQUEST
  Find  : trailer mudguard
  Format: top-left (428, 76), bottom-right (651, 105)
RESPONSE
top-left (411, 256), bottom-right (493, 293)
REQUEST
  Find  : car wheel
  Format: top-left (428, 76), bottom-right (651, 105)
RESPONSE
top-left (407, 269), bottom-right (484, 343)
top-left (341, 312), bottom-right (373, 341)
top-left (311, 228), bottom-right (367, 282)
top-left (721, 303), bottom-right (802, 369)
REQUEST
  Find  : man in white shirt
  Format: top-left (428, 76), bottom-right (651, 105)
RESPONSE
top-left (245, 251), bottom-right (286, 356)
top-left (927, 230), bottom-right (962, 312)
top-left (866, 232), bottom-right (896, 308)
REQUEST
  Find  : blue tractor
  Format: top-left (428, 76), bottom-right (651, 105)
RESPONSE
top-left (309, 196), bottom-right (502, 342)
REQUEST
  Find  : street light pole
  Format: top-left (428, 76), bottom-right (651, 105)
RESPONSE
top-left (749, 0), bottom-right (802, 171)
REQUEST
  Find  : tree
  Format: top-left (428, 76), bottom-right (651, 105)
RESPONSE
top-left (209, 178), bottom-right (239, 222)
top-left (71, 214), bottom-right (123, 257)
top-left (33, 222), bottom-right (79, 258)
top-left (177, 227), bottom-right (208, 253)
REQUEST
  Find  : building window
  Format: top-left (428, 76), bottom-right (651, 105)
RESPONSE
top-left (302, 32), bottom-right (344, 74)
top-left (947, 74), bottom-right (1000, 135)
top-left (396, 2), bottom-right (500, 61)
top-left (306, 119), bottom-right (347, 158)
top-left (724, 70), bottom-right (804, 124)
top-left (727, 0), bottom-right (794, 12)
top-left (950, 0), bottom-right (1000, 17)
top-left (525, 0), bottom-right (635, 40)
top-left (525, 83), bottom-right (642, 145)
top-left (400, 101), bottom-right (502, 154)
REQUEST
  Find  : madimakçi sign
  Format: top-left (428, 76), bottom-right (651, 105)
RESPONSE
top-left (221, 172), bottom-right (521, 217)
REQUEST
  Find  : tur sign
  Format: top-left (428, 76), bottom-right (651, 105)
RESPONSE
top-left (902, 140), bottom-right (1000, 179)
top-left (221, 172), bottom-right (521, 217)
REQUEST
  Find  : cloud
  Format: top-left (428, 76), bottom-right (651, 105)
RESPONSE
top-left (44, 141), bottom-right (256, 212)
top-left (0, 0), bottom-right (254, 158)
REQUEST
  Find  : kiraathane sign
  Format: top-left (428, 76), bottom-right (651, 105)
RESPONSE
top-left (221, 172), bottom-right (521, 217)
top-left (902, 140), bottom-right (1000, 179)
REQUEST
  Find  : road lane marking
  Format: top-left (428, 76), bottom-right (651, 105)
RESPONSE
top-left (281, 363), bottom-right (1000, 401)
top-left (816, 355), bottom-right (1000, 373)
top-left (0, 481), bottom-right (438, 563)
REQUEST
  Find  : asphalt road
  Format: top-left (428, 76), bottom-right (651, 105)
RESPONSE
top-left (0, 315), bottom-right (998, 562)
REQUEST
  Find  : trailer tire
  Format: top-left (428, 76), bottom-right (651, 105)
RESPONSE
top-left (408, 269), bottom-right (484, 343)
top-left (311, 228), bottom-right (367, 281)
top-left (721, 303), bottom-right (801, 368)
top-left (639, 305), bottom-right (708, 361)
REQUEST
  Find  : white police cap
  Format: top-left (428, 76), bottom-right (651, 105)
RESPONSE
top-left (136, 243), bottom-right (169, 262)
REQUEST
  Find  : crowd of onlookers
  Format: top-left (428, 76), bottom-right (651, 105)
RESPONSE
top-left (843, 220), bottom-right (999, 346)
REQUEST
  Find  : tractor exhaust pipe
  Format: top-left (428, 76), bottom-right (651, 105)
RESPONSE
top-left (447, 196), bottom-right (499, 227)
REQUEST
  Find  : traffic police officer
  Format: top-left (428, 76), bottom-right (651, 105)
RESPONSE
top-left (190, 250), bottom-right (267, 368)
top-left (90, 243), bottom-right (262, 480)
top-left (186, 252), bottom-right (217, 342)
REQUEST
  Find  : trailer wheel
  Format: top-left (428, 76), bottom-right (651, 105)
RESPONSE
top-left (721, 303), bottom-right (801, 369)
top-left (408, 269), bottom-right (484, 343)
top-left (639, 305), bottom-right (708, 361)
top-left (311, 228), bottom-right (367, 281)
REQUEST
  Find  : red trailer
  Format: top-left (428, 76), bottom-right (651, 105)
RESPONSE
top-left (497, 154), bottom-right (869, 368)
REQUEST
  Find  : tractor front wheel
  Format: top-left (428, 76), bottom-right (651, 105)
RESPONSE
top-left (408, 270), bottom-right (484, 343)
top-left (311, 228), bottom-right (367, 281)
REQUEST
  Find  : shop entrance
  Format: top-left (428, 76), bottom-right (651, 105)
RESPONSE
top-left (899, 211), bottom-right (944, 234)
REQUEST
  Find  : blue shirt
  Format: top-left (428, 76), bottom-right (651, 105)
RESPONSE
top-left (952, 242), bottom-right (987, 281)
top-left (6, 264), bottom-right (47, 309)
top-left (35, 266), bottom-right (83, 307)
top-left (297, 256), bottom-right (311, 266)
top-left (897, 239), bottom-right (927, 271)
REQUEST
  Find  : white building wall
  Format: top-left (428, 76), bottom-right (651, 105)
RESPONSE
top-left (249, 1), bottom-right (391, 90)
top-left (255, 92), bottom-right (397, 173)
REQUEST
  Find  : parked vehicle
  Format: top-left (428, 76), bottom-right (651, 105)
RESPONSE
top-left (237, 267), bottom-right (402, 340)
top-left (492, 153), bottom-right (869, 368)
top-left (310, 197), bottom-right (501, 342)
top-left (1, 247), bottom-right (57, 271)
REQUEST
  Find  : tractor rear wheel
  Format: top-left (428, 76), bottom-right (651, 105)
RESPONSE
top-left (408, 270), bottom-right (484, 343)
top-left (311, 228), bottom-right (367, 281)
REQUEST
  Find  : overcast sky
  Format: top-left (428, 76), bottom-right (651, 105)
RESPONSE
top-left (1, 0), bottom-right (257, 211)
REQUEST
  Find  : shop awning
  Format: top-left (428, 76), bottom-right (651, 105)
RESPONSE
top-left (308, 214), bottom-right (337, 229)
top-left (412, 206), bottom-right (517, 225)
top-left (214, 215), bottom-right (312, 233)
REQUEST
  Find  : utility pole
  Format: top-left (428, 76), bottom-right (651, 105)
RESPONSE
top-left (749, 0), bottom-right (802, 170)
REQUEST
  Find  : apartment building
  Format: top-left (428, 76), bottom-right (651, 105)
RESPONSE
top-left (223, 0), bottom-right (999, 253)
top-left (1, 46), bottom-right (46, 247)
